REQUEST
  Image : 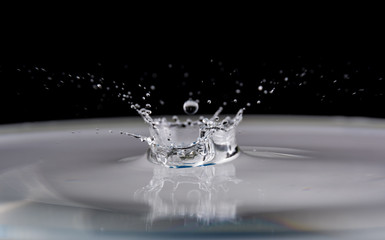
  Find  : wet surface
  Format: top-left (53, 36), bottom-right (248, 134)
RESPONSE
top-left (1, 115), bottom-right (385, 239)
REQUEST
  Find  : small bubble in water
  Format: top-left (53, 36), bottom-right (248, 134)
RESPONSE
top-left (258, 85), bottom-right (263, 91)
top-left (207, 100), bottom-right (212, 104)
top-left (168, 64), bottom-right (173, 68)
top-left (257, 100), bottom-right (261, 104)
top-left (96, 84), bottom-right (102, 89)
top-left (159, 100), bottom-right (165, 105)
top-left (183, 99), bottom-right (199, 115)
top-left (146, 104), bottom-right (151, 108)
top-left (233, 99), bottom-right (238, 103)
top-left (109, 130), bottom-right (113, 133)
top-left (146, 93), bottom-right (150, 97)
top-left (184, 72), bottom-right (189, 78)
top-left (235, 89), bottom-right (241, 94)
top-left (223, 101), bottom-right (227, 106)
top-left (246, 102), bottom-right (251, 107)
top-left (150, 85), bottom-right (156, 90)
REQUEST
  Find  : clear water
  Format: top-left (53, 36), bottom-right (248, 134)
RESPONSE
top-left (127, 103), bottom-right (243, 168)
top-left (2, 116), bottom-right (385, 239)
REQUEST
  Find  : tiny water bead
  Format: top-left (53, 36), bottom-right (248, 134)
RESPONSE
top-left (183, 100), bottom-right (199, 115)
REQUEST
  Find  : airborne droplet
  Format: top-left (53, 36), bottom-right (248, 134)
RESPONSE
top-left (183, 99), bottom-right (199, 115)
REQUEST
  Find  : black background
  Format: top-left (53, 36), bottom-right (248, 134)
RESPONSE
top-left (2, 4), bottom-right (385, 124)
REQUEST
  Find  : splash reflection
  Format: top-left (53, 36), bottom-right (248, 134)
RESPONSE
top-left (135, 163), bottom-right (241, 227)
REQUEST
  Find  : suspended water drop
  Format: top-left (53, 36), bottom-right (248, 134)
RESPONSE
top-left (146, 93), bottom-right (150, 97)
top-left (146, 104), bottom-right (151, 108)
top-left (183, 99), bottom-right (199, 115)
top-left (233, 99), bottom-right (238, 103)
top-left (150, 85), bottom-right (156, 90)
top-left (235, 89), bottom-right (241, 94)
top-left (257, 100), bottom-right (261, 104)
top-left (246, 102), bottom-right (251, 107)
top-left (207, 100), bottom-right (212, 104)
top-left (258, 86), bottom-right (263, 91)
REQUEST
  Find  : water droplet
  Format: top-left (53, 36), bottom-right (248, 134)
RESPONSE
top-left (159, 100), bottom-right (165, 105)
top-left (150, 85), bottom-right (156, 90)
top-left (109, 130), bottom-right (113, 133)
top-left (257, 100), bottom-right (261, 104)
top-left (97, 84), bottom-right (102, 89)
top-left (235, 89), bottom-right (241, 94)
top-left (284, 77), bottom-right (289, 81)
top-left (246, 102), bottom-right (251, 107)
top-left (233, 99), bottom-right (238, 103)
top-left (146, 104), bottom-right (151, 108)
top-left (184, 72), bottom-right (189, 78)
top-left (146, 93), bottom-right (150, 97)
top-left (207, 100), bottom-right (212, 104)
top-left (183, 99), bottom-right (199, 115)
top-left (258, 86), bottom-right (263, 91)
top-left (168, 64), bottom-right (173, 68)
top-left (223, 101), bottom-right (227, 106)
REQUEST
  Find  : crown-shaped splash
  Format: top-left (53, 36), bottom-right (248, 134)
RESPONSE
top-left (129, 106), bottom-right (243, 168)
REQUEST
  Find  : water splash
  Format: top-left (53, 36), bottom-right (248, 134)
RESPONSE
top-left (129, 101), bottom-right (244, 168)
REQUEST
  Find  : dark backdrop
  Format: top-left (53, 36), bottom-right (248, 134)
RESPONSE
top-left (2, 4), bottom-right (385, 124)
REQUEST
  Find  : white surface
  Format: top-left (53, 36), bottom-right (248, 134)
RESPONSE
top-left (1, 115), bottom-right (385, 239)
